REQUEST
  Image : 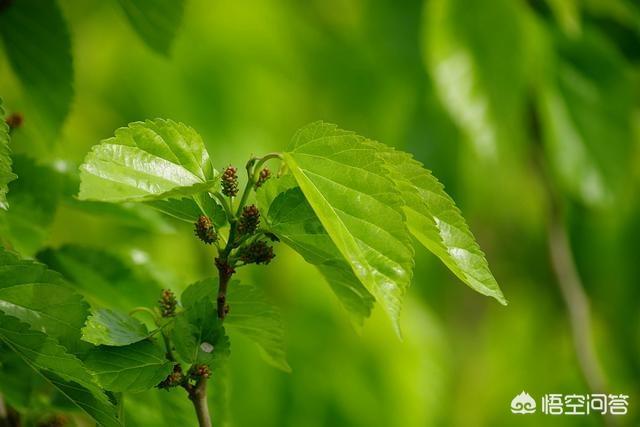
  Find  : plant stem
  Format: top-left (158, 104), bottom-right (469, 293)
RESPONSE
top-left (188, 379), bottom-right (212, 427)
top-left (529, 107), bottom-right (613, 426)
top-left (547, 214), bottom-right (608, 394)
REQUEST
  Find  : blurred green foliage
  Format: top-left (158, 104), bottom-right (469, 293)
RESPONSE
top-left (0, 0), bottom-right (639, 426)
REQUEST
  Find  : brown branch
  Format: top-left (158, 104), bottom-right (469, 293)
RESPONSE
top-left (187, 379), bottom-right (212, 427)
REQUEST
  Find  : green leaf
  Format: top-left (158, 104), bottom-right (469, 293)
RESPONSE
top-left (37, 245), bottom-right (163, 311)
top-left (174, 261), bottom-right (288, 372)
top-left (84, 341), bottom-right (173, 393)
top-left (172, 281), bottom-right (230, 367)
top-left (116, 0), bottom-right (185, 55)
top-left (375, 148), bottom-right (506, 304)
top-left (125, 387), bottom-right (197, 427)
top-left (0, 313), bottom-right (120, 427)
top-left (0, 99), bottom-right (17, 210)
top-left (537, 29), bottom-right (635, 206)
top-left (0, 155), bottom-right (63, 256)
top-left (0, 247), bottom-right (89, 353)
top-left (260, 179), bottom-right (374, 326)
top-left (78, 119), bottom-right (217, 203)
top-left (225, 280), bottom-right (290, 372)
top-left (82, 309), bottom-right (150, 347)
top-left (283, 122), bottom-right (414, 335)
top-left (146, 195), bottom-right (227, 227)
top-left (0, 0), bottom-right (73, 144)
top-left (423, 0), bottom-right (529, 158)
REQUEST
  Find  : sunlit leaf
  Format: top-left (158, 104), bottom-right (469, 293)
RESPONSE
top-left (376, 148), bottom-right (506, 304)
top-left (84, 340), bottom-right (173, 393)
top-left (0, 99), bottom-right (16, 210)
top-left (116, 0), bottom-right (185, 55)
top-left (78, 119), bottom-right (217, 203)
top-left (82, 309), bottom-right (150, 347)
top-left (0, 313), bottom-right (120, 427)
top-left (0, 0), bottom-right (73, 144)
top-left (0, 247), bottom-right (89, 353)
top-left (260, 179), bottom-right (374, 326)
top-left (283, 122), bottom-right (414, 335)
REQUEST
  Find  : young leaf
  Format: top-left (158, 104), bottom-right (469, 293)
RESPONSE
top-left (116, 0), bottom-right (185, 55)
top-left (225, 281), bottom-right (290, 372)
top-left (172, 281), bottom-right (230, 367)
top-left (0, 0), bottom-right (73, 145)
top-left (82, 309), bottom-right (150, 347)
top-left (0, 247), bottom-right (89, 354)
top-left (0, 99), bottom-right (17, 210)
top-left (283, 122), bottom-right (414, 335)
top-left (78, 119), bottom-right (217, 203)
top-left (0, 313), bottom-right (120, 427)
top-left (375, 148), bottom-right (506, 304)
top-left (260, 180), bottom-right (375, 326)
top-left (84, 341), bottom-right (173, 393)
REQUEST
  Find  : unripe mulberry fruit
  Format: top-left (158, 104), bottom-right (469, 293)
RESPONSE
top-left (254, 167), bottom-right (271, 189)
top-left (237, 204), bottom-right (260, 235)
top-left (239, 240), bottom-right (275, 265)
top-left (158, 289), bottom-right (177, 318)
top-left (221, 165), bottom-right (239, 197)
top-left (195, 215), bottom-right (217, 244)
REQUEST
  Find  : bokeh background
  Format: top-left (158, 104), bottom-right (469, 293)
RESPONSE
top-left (1, 0), bottom-right (639, 426)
